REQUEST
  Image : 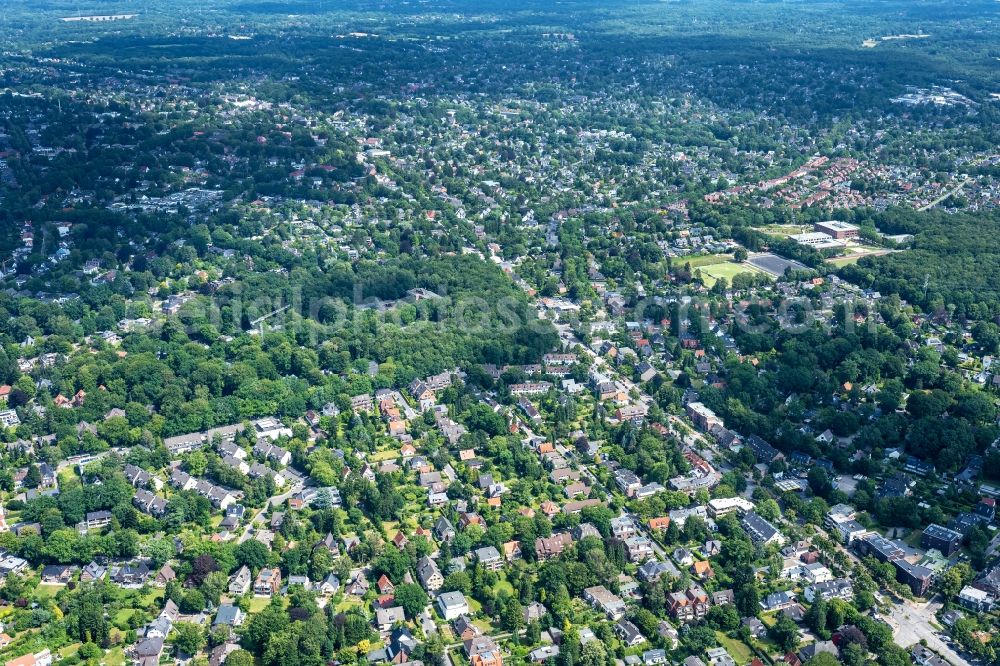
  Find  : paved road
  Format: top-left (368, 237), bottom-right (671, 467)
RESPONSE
top-left (552, 327), bottom-right (688, 571)
top-left (919, 176), bottom-right (969, 211)
top-left (238, 482), bottom-right (303, 543)
top-left (528, 249), bottom-right (969, 665)
top-left (884, 597), bottom-right (970, 666)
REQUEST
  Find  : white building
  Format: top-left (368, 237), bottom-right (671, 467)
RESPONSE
top-left (437, 591), bottom-right (470, 621)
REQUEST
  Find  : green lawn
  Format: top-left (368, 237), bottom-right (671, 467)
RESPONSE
top-left (759, 224), bottom-right (811, 237)
top-left (334, 597), bottom-right (362, 613)
top-left (826, 245), bottom-right (891, 266)
top-left (684, 253), bottom-right (734, 268)
top-left (138, 589), bottom-right (165, 607)
top-left (755, 637), bottom-right (783, 656)
top-left (370, 449), bottom-right (401, 462)
top-left (249, 596), bottom-right (273, 613)
top-left (59, 643), bottom-right (81, 658)
top-left (105, 646), bottom-right (126, 666)
top-left (494, 577), bottom-right (515, 598)
top-left (35, 583), bottom-right (64, 600)
top-left (113, 608), bottom-right (138, 625)
top-left (716, 633), bottom-right (753, 663)
top-left (697, 261), bottom-right (769, 287)
top-left (826, 254), bottom-right (861, 266)
top-left (57, 467), bottom-right (78, 487)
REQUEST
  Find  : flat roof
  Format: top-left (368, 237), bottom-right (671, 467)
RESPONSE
top-left (816, 220), bottom-right (859, 230)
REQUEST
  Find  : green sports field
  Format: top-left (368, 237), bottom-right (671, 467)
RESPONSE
top-left (697, 261), bottom-right (769, 287)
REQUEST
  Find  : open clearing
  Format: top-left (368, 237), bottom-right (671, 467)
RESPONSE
top-left (759, 223), bottom-right (811, 237)
top-left (716, 633), bottom-right (754, 663)
top-left (826, 246), bottom-right (898, 266)
top-left (698, 261), bottom-right (768, 287)
top-left (682, 252), bottom-right (734, 268)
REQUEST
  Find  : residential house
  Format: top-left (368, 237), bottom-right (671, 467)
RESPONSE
top-left (229, 565), bottom-right (252, 595)
top-left (668, 585), bottom-right (710, 622)
top-left (625, 536), bottom-right (655, 563)
top-left (319, 574), bottom-right (341, 596)
top-left (154, 564), bottom-right (176, 587)
top-left (741, 512), bottom-right (786, 547)
top-left (584, 585), bottom-right (626, 620)
top-left (638, 560), bottom-right (676, 583)
top-left (803, 579), bottom-right (853, 603)
top-left (110, 561), bottom-right (150, 588)
top-left (475, 546), bottom-right (503, 571)
top-left (437, 591), bottom-right (470, 621)
top-left (465, 635), bottom-right (502, 666)
top-left (417, 556), bottom-right (444, 591)
top-left (760, 591), bottom-right (797, 612)
top-left (958, 586), bottom-right (994, 612)
top-left (376, 606), bottom-right (406, 632)
top-left (895, 560), bottom-right (934, 597)
top-left (254, 567), bottom-right (281, 596)
top-left (214, 604), bottom-right (245, 627)
top-left (40, 564), bottom-right (75, 585)
top-left (454, 615), bottom-right (481, 641)
top-left (614, 619), bottom-right (646, 647)
top-left (921, 524), bottom-right (962, 557)
top-left (535, 533), bottom-right (573, 561)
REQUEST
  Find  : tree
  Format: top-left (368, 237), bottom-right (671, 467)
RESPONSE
top-left (706, 603), bottom-right (739, 631)
top-left (877, 379), bottom-right (904, 412)
top-left (500, 597), bottom-right (525, 633)
top-left (24, 464), bottom-right (41, 489)
top-left (79, 643), bottom-right (102, 660)
top-left (806, 596), bottom-right (829, 638)
top-left (807, 467), bottom-right (833, 499)
top-left (681, 625), bottom-right (718, 653)
top-left (44, 529), bottom-right (82, 564)
top-left (756, 498), bottom-right (781, 521)
top-left (181, 589), bottom-right (207, 614)
top-left (146, 538), bottom-right (174, 569)
top-left (805, 654), bottom-right (841, 666)
top-left (937, 562), bottom-right (972, 598)
top-left (186, 451), bottom-right (208, 477)
top-left (190, 554), bottom-right (218, 587)
top-left (443, 571), bottom-right (472, 595)
top-left (242, 598), bottom-right (289, 653)
top-left (840, 642), bottom-right (869, 666)
top-left (394, 584), bottom-right (428, 618)
top-left (579, 640), bottom-right (609, 666)
top-left (526, 621), bottom-right (542, 646)
top-left (732, 565), bottom-right (760, 617)
top-left (201, 571), bottom-right (228, 606)
top-left (225, 650), bottom-right (256, 666)
top-left (173, 622), bottom-right (207, 656)
top-left (907, 390), bottom-right (952, 419)
top-left (235, 539), bottom-right (269, 572)
top-left (71, 588), bottom-right (109, 644)
top-left (372, 547), bottom-right (410, 583)
top-left (768, 613), bottom-right (800, 652)
top-left (972, 321), bottom-right (1000, 353)
top-left (733, 247), bottom-right (748, 263)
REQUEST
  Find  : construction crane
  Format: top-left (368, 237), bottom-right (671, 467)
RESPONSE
top-left (250, 304), bottom-right (291, 335)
